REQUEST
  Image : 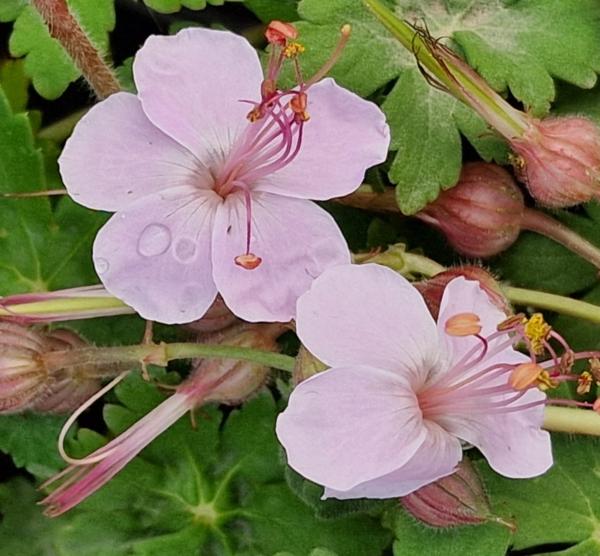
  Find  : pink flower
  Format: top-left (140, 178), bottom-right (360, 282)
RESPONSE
top-left (59, 27), bottom-right (390, 324)
top-left (276, 264), bottom-right (552, 499)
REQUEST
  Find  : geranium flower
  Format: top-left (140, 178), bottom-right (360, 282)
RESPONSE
top-left (59, 26), bottom-right (390, 324)
top-left (276, 264), bottom-right (552, 499)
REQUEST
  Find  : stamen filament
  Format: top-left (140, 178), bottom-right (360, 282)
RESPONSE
top-left (304, 24), bottom-right (352, 88)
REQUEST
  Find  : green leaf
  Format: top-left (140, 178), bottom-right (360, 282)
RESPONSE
top-left (0, 0), bottom-right (27, 22)
top-left (0, 59), bottom-right (29, 112)
top-left (384, 509), bottom-right (511, 556)
top-left (0, 478), bottom-right (67, 556)
top-left (0, 83), bottom-right (106, 295)
top-left (142, 0), bottom-right (242, 15)
top-left (244, 0), bottom-right (299, 22)
top-left (480, 435), bottom-right (600, 554)
top-left (293, 0), bottom-right (600, 212)
top-left (0, 414), bottom-right (65, 478)
top-left (49, 384), bottom-right (391, 555)
top-left (7, 0), bottom-right (115, 99)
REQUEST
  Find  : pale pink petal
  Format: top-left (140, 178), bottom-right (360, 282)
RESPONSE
top-left (254, 78), bottom-right (390, 200)
top-left (434, 277), bottom-right (528, 386)
top-left (276, 365), bottom-right (427, 491)
top-left (439, 388), bottom-right (552, 478)
top-left (59, 92), bottom-right (207, 212)
top-left (296, 264), bottom-right (440, 383)
top-left (211, 192), bottom-right (349, 322)
top-left (93, 187), bottom-right (220, 324)
top-left (323, 421), bottom-right (462, 499)
top-left (133, 28), bottom-right (263, 163)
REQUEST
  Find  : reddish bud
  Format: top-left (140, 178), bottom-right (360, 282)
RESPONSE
top-left (417, 162), bottom-right (524, 258)
top-left (182, 322), bottom-right (286, 405)
top-left (414, 266), bottom-right (509, 320)
top-left (184, 296), bottom-right (238, 336)
top-left (511, 116), bottom-right (600, 208)
top-left (265, 20), bottom-right (298, 45)
top-left (401, 459), bottom-right (511, 529)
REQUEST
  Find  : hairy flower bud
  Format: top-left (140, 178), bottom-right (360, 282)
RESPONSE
top-left (182, 322), bottom-right (286, 405)
top-left (0, 323), bottom-right (101, 414)
top-left (400, 459), bottom-right (505, 528)
top-left (511, 116), bottom-right (600, 208)
top-left (414, 266), bottom-right (509, 320)
top-left (417, 163), bottom-right (524, 258)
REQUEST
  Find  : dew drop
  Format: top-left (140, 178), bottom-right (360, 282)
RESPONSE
top-left (174, 237), bottom-right (197, 262)
top-left (137, 223), bottom-right (172, 257)
top-left (95, 257), bottom-right (109, 274)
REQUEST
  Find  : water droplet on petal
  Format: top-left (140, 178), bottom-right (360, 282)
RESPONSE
top-left (137, 223), bottom-right (172, 257)
top-left (95, 257), bottom-right (109, 274)
top-left (174, 238), bottom-right (196, 262)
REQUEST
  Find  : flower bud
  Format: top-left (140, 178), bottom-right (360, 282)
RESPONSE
top-left (417, 163), bottom-right (524, 258)
top-left (0, 323), bottom-right (100, 414)
top-left (183, 296), bottom-right (238, 336)
top-left (182, 322), bottom-right (286, 405)
top-left (511, 116), bottom-right (600, 208)
top-left (400, 459), bottom-right (509, 528)
top-left (414, 266), bottom-right (509, 320)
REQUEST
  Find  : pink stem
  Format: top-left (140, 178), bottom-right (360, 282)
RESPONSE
top-left (522, 208), bottom-right (600, 271)
top-left (31, 0), bottom-right (120, 99)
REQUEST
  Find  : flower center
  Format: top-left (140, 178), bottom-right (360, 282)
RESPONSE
top-left (211, 21), bottom-right (351, 270)
top-left (417, 311), bottom-right (600, 422)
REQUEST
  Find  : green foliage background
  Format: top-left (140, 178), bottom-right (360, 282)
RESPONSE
top-left (1, 0), bottom-right (600, 554)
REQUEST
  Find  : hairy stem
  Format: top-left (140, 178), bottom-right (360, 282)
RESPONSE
top-left (543, 406), bottom-right (600, 435)
top-left (522, 208), bottom-right (600, 270)
top-left (43, 342), bottom-right (296, 374)
top-left (31, 0), bottom-right (120, 99)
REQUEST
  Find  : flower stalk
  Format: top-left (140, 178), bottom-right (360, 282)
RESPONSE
top-left (31, 0), bottom-right (120, 99)
top-left (42, 341), bottom-right (296, 375)
top-left (543, 406), bottom-right (600, 436)
top-left (521, 208), bottom-right (600, 270)
top-left (359, 243), bottom-right (600, 325)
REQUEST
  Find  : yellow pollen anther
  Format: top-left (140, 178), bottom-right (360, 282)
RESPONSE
top-left (445, 312), bottom-right (481, 337)
top-left (589, 357), bottom-right (600, 382)
top-left (577, 371), bottom-right (594, 395)
top-left (522, 313), bottom-right (551, 355)
top-left (536, 370), bottom-right (558, 391)
top-left (283, 41), bottom-right (305, 58)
